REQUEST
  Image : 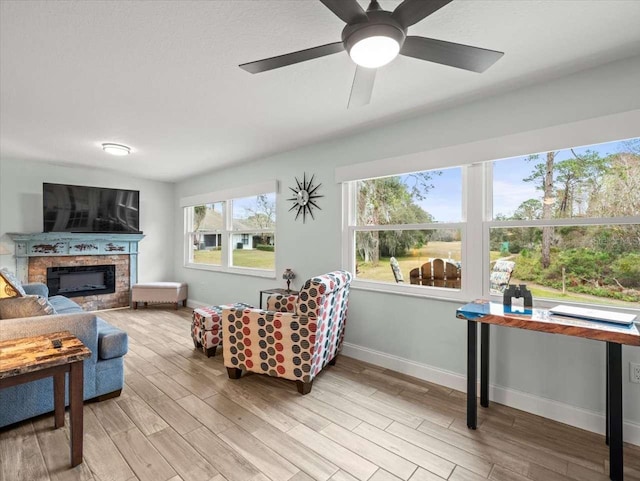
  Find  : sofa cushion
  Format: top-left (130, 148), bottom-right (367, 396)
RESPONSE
top-left (0, 268), bottom-right (26, 298)
top-left (48, 295), bottom-right (84, 314)
top-left (22, 283), bottom-right (50, 298)
top-left (0, 295), bottom-right (55, 319)
top-left (97, 318), bottom-right (128, 360)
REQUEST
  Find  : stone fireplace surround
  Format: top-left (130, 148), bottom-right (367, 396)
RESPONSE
top-left (8, 232), bottom-right (144, 311)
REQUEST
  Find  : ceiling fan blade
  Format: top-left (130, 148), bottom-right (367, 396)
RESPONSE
top-left (348, 66), bottom-right (376, 109)
top-left (319, 0), bottom-right (368, 24)
top-left (391, 0), bottom-right (453, 28)
top-left (401, 36), bottom-right (504, 73)
top-left (240, 42), bottom-right (344, 74)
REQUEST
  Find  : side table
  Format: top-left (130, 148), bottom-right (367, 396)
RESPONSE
top-left (0, 331), bottom-right (91, 467)
top-left (259, 288), bottom-right (299, 309)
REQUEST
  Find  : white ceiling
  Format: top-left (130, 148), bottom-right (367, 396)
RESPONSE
top-left (1, 0), bottom-right (640, 182)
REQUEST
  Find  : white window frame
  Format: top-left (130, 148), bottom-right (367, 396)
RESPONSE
top-left (181, 181), bottom-right (278, 278)
top-left (342, 165), bottom-right (471, 302)
top-left (339, 113), bottom-right (640, 314)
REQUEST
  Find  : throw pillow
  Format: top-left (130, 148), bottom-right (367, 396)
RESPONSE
top-left (0, 268), bottom-right (27, 299)
top-left (0, 295), bottom-right (56, 319)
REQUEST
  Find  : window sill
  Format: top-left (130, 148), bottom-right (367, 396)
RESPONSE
top-left (351, 279), bottom-right (468, 303)
top-left (183, 263), bottom-right (276, 279)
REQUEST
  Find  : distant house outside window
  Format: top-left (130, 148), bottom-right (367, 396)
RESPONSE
top-left (183, 183), bottom-right (276, 276)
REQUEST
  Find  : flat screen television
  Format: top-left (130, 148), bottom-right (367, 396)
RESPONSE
top-left (43, 183), bottom-right (141, 233)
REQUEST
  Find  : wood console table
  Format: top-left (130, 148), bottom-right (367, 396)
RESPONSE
top-left (0, 331), bottom-right (91, 467)
top-left (456, 300), bottom-right (640, 481)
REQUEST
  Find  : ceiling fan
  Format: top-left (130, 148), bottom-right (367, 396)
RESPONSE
top-left (239, 0), bottom-right (504, 108)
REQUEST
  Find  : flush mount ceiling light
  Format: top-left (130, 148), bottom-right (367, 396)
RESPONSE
top-left (101, 143), bottom-right (131, 156)
top-left (239, 0), bottom-right (504, 108)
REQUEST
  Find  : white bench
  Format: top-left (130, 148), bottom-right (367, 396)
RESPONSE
top-left (131, 282), bottom-right (188, 310)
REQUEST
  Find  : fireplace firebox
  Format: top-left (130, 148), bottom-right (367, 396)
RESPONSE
top-left (47, 265), bottom-right (116, 298)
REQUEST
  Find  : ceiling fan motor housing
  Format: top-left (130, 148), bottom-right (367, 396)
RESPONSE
top-left (341, 11), bottom-right (407, 56)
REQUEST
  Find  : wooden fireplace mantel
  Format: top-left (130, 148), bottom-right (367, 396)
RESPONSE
top-left (7, 232), bottom-right (145, 287)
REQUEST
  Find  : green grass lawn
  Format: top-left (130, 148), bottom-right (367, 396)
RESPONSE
top-left (193, 248), bottom-right (275, 269)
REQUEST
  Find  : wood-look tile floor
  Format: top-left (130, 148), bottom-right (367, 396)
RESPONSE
top-left (1, 307), bottom-right (639, 481)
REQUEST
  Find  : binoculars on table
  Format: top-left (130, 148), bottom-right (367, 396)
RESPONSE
top-left (503, 284), bottom-right (533, 308)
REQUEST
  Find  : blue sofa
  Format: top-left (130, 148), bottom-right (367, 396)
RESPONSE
top-left (0, 283), bottom-right (128, 428)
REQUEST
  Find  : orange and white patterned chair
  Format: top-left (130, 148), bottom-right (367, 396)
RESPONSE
top-left (222, 270), bottom-right (352, 394)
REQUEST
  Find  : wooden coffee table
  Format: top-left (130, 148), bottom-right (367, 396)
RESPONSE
top-left (0, 331), bottom-right (91, 467)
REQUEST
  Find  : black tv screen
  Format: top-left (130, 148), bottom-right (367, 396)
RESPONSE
top-left (43, 183), bottom-right (140, 233)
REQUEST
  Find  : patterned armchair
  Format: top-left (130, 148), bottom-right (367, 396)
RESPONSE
top-left (222, 270), bottom-right (352, 394)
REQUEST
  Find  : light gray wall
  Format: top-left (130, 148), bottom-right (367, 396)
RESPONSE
top-left (173, 54), bottom-right (640, 426)
top-left (0, 159), bottom-right (175, 283)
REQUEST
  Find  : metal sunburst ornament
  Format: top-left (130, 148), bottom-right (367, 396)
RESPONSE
top-left (287, 173), bottom-right (323, 223)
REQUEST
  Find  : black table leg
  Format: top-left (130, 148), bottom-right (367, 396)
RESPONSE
top-left (607, 342), bottom-right (623, 481)
top-left (606, 342), bottom-right (610, 446)
top-left (481, 323), bottom-right (490, 408)
top-left (467, 320), bottom-right (477, 429)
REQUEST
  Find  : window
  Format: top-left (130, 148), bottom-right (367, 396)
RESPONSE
top-left (489, 138), bottom-right (639, 308)
top-left (343, 137), bottom-right (639, 309)
top-left (345, 167), bottom-right (465, 297)
top-left (183, 183), bottom-right (276, 276)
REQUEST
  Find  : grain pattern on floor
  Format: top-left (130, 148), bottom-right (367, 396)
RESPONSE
top-left (1, 306), bottom-right (639, 481)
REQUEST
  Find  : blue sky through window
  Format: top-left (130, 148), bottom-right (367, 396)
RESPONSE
top-left (493, 138), bottom-right (633, 218)
top-left (393, 138), bottom-right (634, 222)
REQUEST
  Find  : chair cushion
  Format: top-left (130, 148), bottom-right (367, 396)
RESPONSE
top-left (97, 319), bottom-right (128, 360)
top-left (0, 295), bottom-right (55, 319)
top-left (48, 295), bottom-right (84, 314)
top-left (0, 268), bottom-right (26, 298)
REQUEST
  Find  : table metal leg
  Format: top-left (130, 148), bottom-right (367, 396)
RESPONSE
top-left (607, 342), bottom-right (623, 481)
top-left (69, 361), bottom-right (84, 467)
top-left (481, 323), bottom-right (490, 408)
top-left (606, 342), bottom-right (610, 446)
top-left (467, 320), bottom-right (478, 429)
top-left (53, 372), bottom-right (65, 428)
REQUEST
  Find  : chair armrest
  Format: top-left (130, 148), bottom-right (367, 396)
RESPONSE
top-left (265, 293), bottom-right (298, 312)
top-left (22, 282), bottom-right (49, 298)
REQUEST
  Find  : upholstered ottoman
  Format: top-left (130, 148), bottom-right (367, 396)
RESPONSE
top-left (131, 282), bottom-right (188, 310)
top-left (192, 303), bottom-right (253, 357)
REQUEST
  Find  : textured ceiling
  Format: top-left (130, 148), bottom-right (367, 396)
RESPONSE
top-left (1, 0), bottom-right (640, 181)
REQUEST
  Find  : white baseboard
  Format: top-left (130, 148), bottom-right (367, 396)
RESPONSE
top-left (341, 342), bottom-right (640, 446)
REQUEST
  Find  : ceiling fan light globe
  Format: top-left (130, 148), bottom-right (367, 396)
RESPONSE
top-left (349, 36), bottom-right (400, 68)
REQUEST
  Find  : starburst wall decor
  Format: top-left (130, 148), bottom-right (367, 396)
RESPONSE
top-left (287, 173), bottom-right (323, 223)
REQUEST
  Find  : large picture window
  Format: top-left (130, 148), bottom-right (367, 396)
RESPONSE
top-left (343, 137), bottom-right (640, 309)
top-left (183, 184), bottom-right (276, 276)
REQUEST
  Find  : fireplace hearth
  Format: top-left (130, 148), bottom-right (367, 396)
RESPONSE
top-left (47, 265), bottom-right (116, 298)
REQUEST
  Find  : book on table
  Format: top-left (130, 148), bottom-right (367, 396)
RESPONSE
top-left (549, 304), bottom-right (637, 326)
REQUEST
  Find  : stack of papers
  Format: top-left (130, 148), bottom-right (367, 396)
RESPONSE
top-left (549, 305), bottom-right (637, 326)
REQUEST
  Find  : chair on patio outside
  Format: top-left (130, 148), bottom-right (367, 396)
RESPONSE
top-left (410, 259), bottom-right (461, 288)
top-left (489, 260), bottom-right (515, 294)
top-left (390, 257), bottom-right (404, 283)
